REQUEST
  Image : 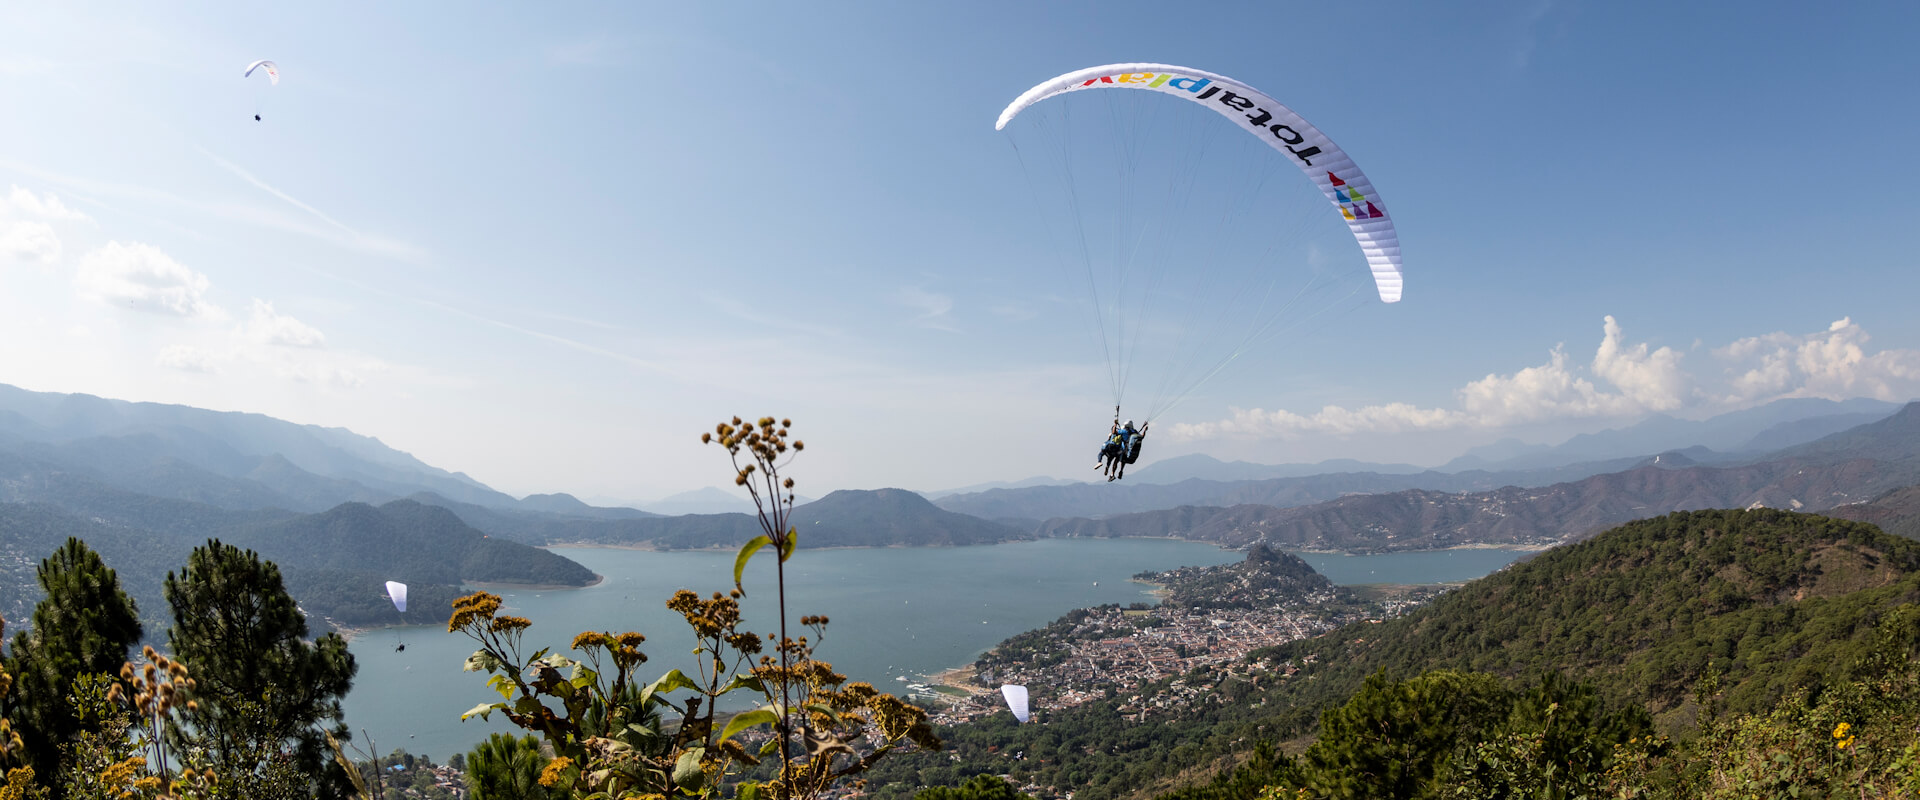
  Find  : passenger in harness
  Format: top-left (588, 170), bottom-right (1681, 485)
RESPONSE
top-left (1099, 419), bottom-right (1144, 482)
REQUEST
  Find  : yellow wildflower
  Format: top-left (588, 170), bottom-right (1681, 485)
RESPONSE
top-left (538, 756), bottom-right (574, 787)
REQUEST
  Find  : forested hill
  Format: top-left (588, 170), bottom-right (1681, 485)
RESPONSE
top-left (0, 497), bottom-right (599, 634)
top-left (864, 510), bottom-right (1920, 800)
top-left (1830, 484), bottom-right (1920, 540)
top-left (440, 488), bottom-right (1032, 549)
top-left (230, 500), bottom-right (597, 587)
top-left (1254, 509), bottom-right (1920, 730)
top-left (1146, 543), bottom-right (1339, 611)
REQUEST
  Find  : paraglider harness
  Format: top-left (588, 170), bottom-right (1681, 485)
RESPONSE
top-left (1123, 426), bottom-right (1147, 465)
top-left (1097, 409), bottom-right (1148, 480)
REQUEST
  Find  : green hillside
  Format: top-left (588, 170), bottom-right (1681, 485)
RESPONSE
top-left (867, 509), bottom-right (1920, 800)
top-left (1255, 509), bottom-right (1920, 730)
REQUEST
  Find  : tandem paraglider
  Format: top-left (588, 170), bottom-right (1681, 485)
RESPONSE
top-left (1097, 412), bottom-right (1148, 482)
top-left (996, 63), bottom-right (1406, 478)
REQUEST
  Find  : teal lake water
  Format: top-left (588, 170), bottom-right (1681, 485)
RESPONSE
top-left (338, 539), bottom-right (1530, 761)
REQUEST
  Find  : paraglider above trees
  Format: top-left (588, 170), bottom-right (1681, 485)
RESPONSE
top-left (386, 581), bottom-right (408, 651)
top-left (1001, 684), bottom-right (1031, 724)
top-left (996, 63), bottom-right (1405, 447)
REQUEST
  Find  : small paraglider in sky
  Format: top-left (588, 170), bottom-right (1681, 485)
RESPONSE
top-left (1001, 684), bottom-right (1031, 724)
top-left (386, 581), bottom-right (408, 651)
top-left (244, 59), bottom-right (278, 121)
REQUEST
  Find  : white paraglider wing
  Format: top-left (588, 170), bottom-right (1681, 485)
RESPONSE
top-left (1000, 684), bottom-right (1031, 724)
top-left (385, 581), bottom-right (408, 613)
top-left (244, 59), bottom-right (280, 85)
top-left (997, 63), bottom-right (1401, 303)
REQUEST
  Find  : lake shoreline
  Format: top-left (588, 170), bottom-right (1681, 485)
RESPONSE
top-left (544, 537), bottom-right (1551, 556)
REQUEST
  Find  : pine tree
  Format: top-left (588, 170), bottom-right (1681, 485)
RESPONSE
top-left (463, 733), bottom-right (552, 800)
top-left (164, 539), bottom-right (357, 794)
top-left (1, 537), bottom-right (141, 793)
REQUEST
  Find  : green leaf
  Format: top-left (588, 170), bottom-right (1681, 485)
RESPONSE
top-left (673, 748), bottom-right (707, 790)
top-left (719, 673), bottom-right (766, 694)
top-left (734, 534), bottom-right (772, 594)
top-left (463, 649), bottom-right (501, 673)
top-left (736, 782), bottom-right (763, 800)
top-left (641, 668), bottom-right (702, 707)
top-left (780, 527), bottom-right (798, 562)
top-left (460, 702), bottom-right (501, 721)
top-left (719, 708), bottom-right (780, 743)
top-left (487, 673), bottom-right (516, 701)
top-left (513, 696), bottom-right (544, 716)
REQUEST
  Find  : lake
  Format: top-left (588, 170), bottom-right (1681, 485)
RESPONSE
top-left (338, 539), bottom-right (1530, 762)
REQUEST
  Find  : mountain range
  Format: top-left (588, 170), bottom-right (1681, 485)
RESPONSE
top-left (5, 381), bottom-right (1920, 639)
top-left (1027, 404), bottom-right (1920, 552)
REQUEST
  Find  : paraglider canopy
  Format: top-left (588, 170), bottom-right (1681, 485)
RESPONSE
top-left (385, 581), bottom-right (408, 613)
top-left (1000, 684), bottom-right (1031, 723)
top-left (996, 62), bottom-right (1401, 303)
top-left (996, 63), bottom-right (1407, 425)
top-left (243, 59), bottom-right (279, 85)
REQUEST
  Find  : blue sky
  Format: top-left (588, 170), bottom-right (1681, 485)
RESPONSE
top-left (2, 2), bottom-right (1917, 503)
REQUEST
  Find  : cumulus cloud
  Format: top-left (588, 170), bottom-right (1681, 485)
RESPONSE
top-left (242, 299), bottom-right (326, 348)
top-left (0, 220), bottom-right (61, 262)
top-left (1714, 317), bottom-right (1920, 404)
top-left (1457, 345), bottom-right (1624, 425)
top-left (2, 185), bottom-right (89, 222)
top-left (1591, 315), bottom-right (1688, 410)
top-left (1171, 316), bottom-right (1920, 442)
top-left (0, 185), bottom-right (88, 264)
top-left (75, 241), bottom-right (223, 319)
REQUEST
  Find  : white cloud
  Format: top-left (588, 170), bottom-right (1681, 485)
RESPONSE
top-left (1171, 316), bottom-right (1920, 443)
top-left (74, 241), bottom-right (224, 319)
top-left (1458, 345), bottom-right (1625, 425)
top-left (1714, 317), bottom-right (1920, 404)
top-left (242, 299), bottom-right (326, 348)
top-left (1175, 403), bottom-right (1465, 440)
top-left (0, 220), bottom-right (61, 262)
top-left (1590, 315), bottom-right (1688, 411)
top-left (0, 185), bottom-right (88, 263)
top-left (3, 185), bottom-right (90, 222)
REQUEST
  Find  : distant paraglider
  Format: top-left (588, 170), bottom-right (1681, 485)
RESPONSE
top-left (386, 581), bottom-right (408, 651)
top-left (1001, 684), bottom-right (1031, 724)
top-left (244, 59), bottom-right (279, 121)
